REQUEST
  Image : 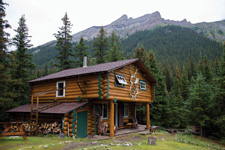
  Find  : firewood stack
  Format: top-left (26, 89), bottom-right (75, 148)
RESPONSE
top-left (38, 122), bottom-right (61, 135)
top-left (6, 122), bottom-right (62, 135)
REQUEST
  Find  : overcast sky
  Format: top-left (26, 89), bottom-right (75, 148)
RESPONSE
top-left (5, 0), bottom-right (225, 48)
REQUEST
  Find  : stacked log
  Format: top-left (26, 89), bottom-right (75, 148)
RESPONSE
top-left (6, 122), bottom-right (62, 135)
top-left (63, 113), bottom-right (69, 136)
top-left (38, 122), bottom-right (61, 135)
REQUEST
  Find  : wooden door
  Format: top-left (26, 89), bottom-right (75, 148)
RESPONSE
top-left (118, 103), bottom-right (124, 127)
top-left (77, 111), bottom-right (87, 138)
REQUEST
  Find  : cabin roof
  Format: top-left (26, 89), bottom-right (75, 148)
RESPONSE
top-left (29, 58), bottom-right (156, 84)
top-left (6, 102), bottom-right (88, 114)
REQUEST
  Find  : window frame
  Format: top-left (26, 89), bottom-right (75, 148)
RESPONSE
top-left (139, 80), bottom-right (146, 91)
top-left (123, 103), bottom-right (129, 118)
top-left (102, 103), bottom-right (108, 119)
top-left (56, 81), bottom-right (66, 97)
top-left (115, 73), bottom-right (127, 88)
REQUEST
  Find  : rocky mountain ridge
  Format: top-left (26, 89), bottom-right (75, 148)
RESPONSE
top-left (71, 11), bottom-right (225, 42)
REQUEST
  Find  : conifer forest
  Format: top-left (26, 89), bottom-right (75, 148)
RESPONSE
top-left (1, 0), bottom-right (225, 140)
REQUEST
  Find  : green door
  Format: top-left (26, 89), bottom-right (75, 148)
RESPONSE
top-left (77, 111), bottom-right (88, 138)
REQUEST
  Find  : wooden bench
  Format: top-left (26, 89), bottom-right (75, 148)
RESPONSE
top-left (125, 123), bottom-right (133, 129)
top-left (0, 122), bottom-right (27, 141)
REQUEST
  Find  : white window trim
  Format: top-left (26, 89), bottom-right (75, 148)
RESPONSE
top-left (102, 103), bottom-right (108, 119)
top-left (140, 80), bottom-right (146, 90)
top-left (123, 103), bottom-right (129, 118)
top-left (116, 74), bottom-right (128, 85)
top-left (56, 81), bottom-right (66, 97)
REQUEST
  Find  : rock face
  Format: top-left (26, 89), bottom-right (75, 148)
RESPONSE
top-left (42, 11), bottom-right (224, 45)
top-left (69, 11), bottom-right (225, 43)
top-left (72, 11), bottom-right (164, 42)
top-left (73, 11), bottom-right (215, 42)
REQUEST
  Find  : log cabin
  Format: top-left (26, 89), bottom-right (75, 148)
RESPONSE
top-left (7, 58), bottom-right (156, 138)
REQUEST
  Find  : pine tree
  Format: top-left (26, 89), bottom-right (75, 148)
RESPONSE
top-left (187, 73), bottom-right (212, 135)
top-left (133, 46), bottom-right (148, 64)
top-left (0, 0), bottom-right (15, 121)
top-left (203, 57), bottom-right (213, 83)
top-left (74, 36), bottom-right (89, 67)
top-left (44, 63), bottom-right (48, 76)
top-left (181, 66), bottom-right (189, 101)
top-left (146, 51), bottom-right (171, 127)
top-left (12, 15), bottom-right (35, 80)
top-left (164, 66), bottom-right (173, 92)
top-left (211, 43), bottom-right (225, 137)
top-left (92, 27), bottom-right (108, 64)
top-left (54, 13), bottom-right (74, 70)
top-left (108, 31), bottom-right (122, 62)
top-left (188, 56), bottom-right (197, 80)
top-left (172, 67), bottom-right (188, 128)
top-left (12, 15), bottom-right (35, 105)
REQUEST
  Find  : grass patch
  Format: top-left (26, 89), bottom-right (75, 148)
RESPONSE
top-left (0, 131), bottom-right (224, 150)
top-left (175, 134), bottom-right (224, 150)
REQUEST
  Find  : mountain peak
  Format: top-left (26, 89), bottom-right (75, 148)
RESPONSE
top-left (110, 14), bottom-right (128, 25)
top-left (118, 14), bottom-right (128, 21)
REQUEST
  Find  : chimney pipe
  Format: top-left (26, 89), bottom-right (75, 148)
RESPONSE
top-left (83, 56), bottom-right (87, 67)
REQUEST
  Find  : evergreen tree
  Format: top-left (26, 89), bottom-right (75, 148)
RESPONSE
top-left (164, 66), bottom-right (173, 92)
top-left (146, 51), bottom-right (171, 127)
top-left (214, 57), bottom-right (220, 76)
top-left (187, 73), bottom-right (212, 136)
top-left (108, 31), bottom-right (122, 62)
top-left (44, 63), bottom-right (48, 76)
top-left (188, 56), bottom-right (197, 80)
top-left (54, 13), bottom-right (73, 70)
top-left (133, 46), bottom-right (148, 64)
top-left (74, 36), bottom-right (89, 67)
top-left (12, 15), bottom-right (35, 105)
top-left (181, 66), bottom-right (189, 101)
top-left (203, 57), bottom-right (213, 83)
top-left (92, 27), bottom-right (108, 64)
top-left (0, 0), bottom-right (14, 121)
top-left (211, 43), bottom-right (225, 137)
top-left (199, 56), bottom-right (204, 74)
top-left (172, 67), bottom-right (188, 128)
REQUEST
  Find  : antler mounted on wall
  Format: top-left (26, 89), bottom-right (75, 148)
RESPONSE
top-left (129, 65), bottom-right (140, 100)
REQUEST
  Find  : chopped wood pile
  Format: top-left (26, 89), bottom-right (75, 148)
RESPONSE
top-left (4, 122), bottom-right (61, 136)
top-left (38, 122), bottom-right (61, 135)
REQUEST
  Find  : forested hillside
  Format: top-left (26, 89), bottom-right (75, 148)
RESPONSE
top-left (28, 25), bottom-right (223, 70)
top-left (121, 26), bottom-right (223, 68)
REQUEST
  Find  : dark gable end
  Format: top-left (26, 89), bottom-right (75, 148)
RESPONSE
top-left (28, 58), bottom-right (156, 84)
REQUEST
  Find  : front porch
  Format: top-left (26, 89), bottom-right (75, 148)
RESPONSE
top-left (87, 124), bottom-right (150, 140)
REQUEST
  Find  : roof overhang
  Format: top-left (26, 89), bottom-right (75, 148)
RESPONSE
top-left (6, 102), bottom-right (88, 114)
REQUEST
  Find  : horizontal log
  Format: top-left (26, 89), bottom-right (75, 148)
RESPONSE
top-left (105, 97), bottom-right (151, 103)
top-left (104, 93), bottom-right (151, 99)
top-left (0, 132), bottom-right (26, 136)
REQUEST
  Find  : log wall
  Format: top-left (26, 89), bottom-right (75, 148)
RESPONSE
top-left (63, 103), bottom-right (91, 137)
top-left (102, 63), bottom-right (154, 102)
top-left (31, 74), bottom-right (99, 103)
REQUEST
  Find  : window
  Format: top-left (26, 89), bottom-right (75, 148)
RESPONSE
top-left (124, 104), bottom-right (129, 118)
top-left (56, 81), bottom-right (65, 97)
top-left (115, 73), bottom-right (127, 88)
top-left (95, 103), bottom-right (108, 119)
top-left (102, 103), bottom-right (108, 119)
top-left (139, 80), bottom-right (146, 91)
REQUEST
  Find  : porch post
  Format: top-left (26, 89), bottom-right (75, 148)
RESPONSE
top-left (146, 102), bottom-right (150, 131)
top-left (110, 100), bottom-right (114, 138)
